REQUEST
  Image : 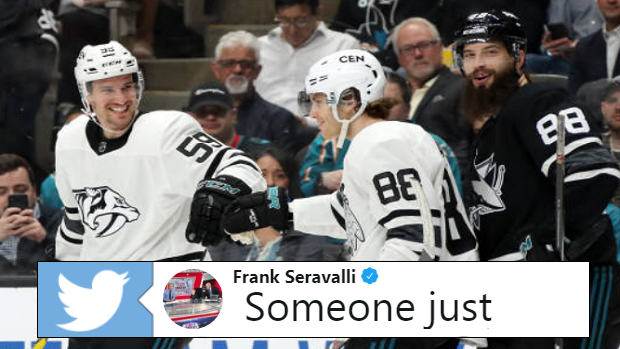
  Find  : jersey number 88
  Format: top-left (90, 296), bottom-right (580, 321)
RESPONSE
top-left (536, 107), bottom-right (590, 145)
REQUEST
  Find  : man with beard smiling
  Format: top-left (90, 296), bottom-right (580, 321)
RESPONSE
top-left (454, 10), bottom-right (620, 349)
top-left (211, 31), bottom-right (298, 153)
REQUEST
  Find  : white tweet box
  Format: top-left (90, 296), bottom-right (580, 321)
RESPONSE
top-left (142, 262), bottom-right (588, 337)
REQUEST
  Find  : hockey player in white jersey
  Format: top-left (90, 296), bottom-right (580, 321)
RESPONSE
top-left (222, 49), bottom-right (478, 262)
top-left (53, 41), bottom-right (266, 261)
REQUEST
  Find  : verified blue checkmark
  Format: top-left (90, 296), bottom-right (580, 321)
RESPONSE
top-left (361, 267), bottom-right (378, 284)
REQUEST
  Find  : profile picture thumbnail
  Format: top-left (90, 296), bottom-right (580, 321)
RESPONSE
top-left (163, 269), bottom-right (222, 329)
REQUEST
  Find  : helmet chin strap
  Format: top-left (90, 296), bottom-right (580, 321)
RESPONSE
top-left (336, 119), bottom-right (350, 149)
top-left (83, 107), bottom-right (140, 137)
top-left (334, 101), bottom-right (366, 149)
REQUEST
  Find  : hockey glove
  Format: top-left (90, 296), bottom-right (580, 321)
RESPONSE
top-left (186, 175), bottom-right (252, 246)
top-left (222, 186), bottom-right (291, 234)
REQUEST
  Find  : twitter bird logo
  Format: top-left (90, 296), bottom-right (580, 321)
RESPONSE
top-left (57, 270), bottom-right (130, 332)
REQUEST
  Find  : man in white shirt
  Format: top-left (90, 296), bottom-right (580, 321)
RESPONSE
top-left (255, 0), bottom-right (359, 125)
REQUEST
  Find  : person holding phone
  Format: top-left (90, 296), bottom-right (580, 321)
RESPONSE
top-left (0, 154), bottom-right (62, 273)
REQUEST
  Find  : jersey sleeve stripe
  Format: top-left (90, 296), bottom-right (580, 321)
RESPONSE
top-left (565, 168), bottom-right (620, 183)
top-left (378, 209), bottom-right (442, 226)
top-left (330, 206), bottom-right (346, 230)
top-left (386, 225), bottom-right (423, 243)
top-left (220, 159), bottom-right (261, 173)
top-left (59, 226), bottom-right (83, 245)
top-left (229, 151), bottom-right (253, 159)
top-left (541, 137), bottom-right (602, 176)
top-left (204, 147), bottom-right (233, 179)
top-left (63, 214), bottom-right (85, 235)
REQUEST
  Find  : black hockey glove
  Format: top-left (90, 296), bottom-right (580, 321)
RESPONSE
top-left (222, 187), bottom-right (291, 234)
top-left (186, 175), bottom-right (252, 246)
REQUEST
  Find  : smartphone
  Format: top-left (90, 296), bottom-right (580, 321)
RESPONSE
top-left (548, 23), bottom-right (570, 40)
top-left (8, 194), bottom-right (29, 210)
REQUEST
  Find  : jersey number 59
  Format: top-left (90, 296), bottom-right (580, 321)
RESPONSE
top-left (176, 132), bottom-right (222, 163)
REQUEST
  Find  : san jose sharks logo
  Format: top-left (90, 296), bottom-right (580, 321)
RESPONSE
top-left (339, 184), bottom-right (364, 253)
top-left (344, 0), bottom-right (400, 51)
top-left (469, 152), bottom-right (506, 230)
top-left (73, 186), bottom-right (140, 237)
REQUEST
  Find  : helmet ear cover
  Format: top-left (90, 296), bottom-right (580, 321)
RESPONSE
top-left (338, 88), bottom-right (362, 111)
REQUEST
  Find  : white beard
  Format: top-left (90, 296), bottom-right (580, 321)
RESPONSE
top-left (226, 75), bottom-right (249, 95)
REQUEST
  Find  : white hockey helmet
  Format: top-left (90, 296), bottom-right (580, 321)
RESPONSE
top-left (74, 40), bottom-right (144, 116)
top-left (298, 49), bottom-right (386, 147)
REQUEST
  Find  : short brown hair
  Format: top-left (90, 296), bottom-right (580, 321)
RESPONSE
top-left (365, 98), bottom-right (397, 120)
top-left (0, 154), bottom-right (35, 187)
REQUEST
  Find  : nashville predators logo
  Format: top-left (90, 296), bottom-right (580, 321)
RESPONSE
top-left (73, 186), bottom-right (140, 237)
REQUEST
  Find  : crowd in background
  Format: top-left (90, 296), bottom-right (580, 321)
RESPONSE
top-left (1, 0), bottom-right (620, 272)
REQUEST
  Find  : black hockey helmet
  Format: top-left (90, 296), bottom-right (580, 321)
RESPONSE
top-left (452, 10), bottom-right (527, 73)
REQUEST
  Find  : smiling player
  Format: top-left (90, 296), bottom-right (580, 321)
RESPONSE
top-left (223, 49), bottom-right (478, 263)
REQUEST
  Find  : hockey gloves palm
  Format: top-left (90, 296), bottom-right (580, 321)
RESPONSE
top-left (186, 176), bottom-right (251, 246)
top-left (222, 187), bottom-right (291, 234)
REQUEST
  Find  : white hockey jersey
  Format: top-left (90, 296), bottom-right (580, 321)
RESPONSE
top-left (291, 122), bottom-right (479, 261)
top-left (54, 111), bottom-right (266, 261)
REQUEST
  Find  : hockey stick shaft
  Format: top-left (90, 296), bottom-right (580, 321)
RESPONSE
top-left (555, 113), bottom-right (566, 349)
top-left (555, 113), bottom-right (566, 262)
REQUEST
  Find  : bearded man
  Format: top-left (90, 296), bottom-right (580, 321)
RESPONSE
top-left (454, 10), bottom-right (620, 349)
top-left (211, 31), bottom-right (298, 153)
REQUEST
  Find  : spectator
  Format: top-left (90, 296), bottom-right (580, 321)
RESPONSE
top-left (329, 0), bottom-right (441, 69)
top-left (54, 41), bottom-right (266, 261)
top-left (256, 146), bottom-right (303, 199)
top-left (0, 154), bottom-right (61, 274)
top-left (185, 82), bottom-right (269, 157)
top-left (393, 17), bottom-right (472, 197)
top-left (0, 0), bottom-right (58, 166)
top-left (184, 82), bottom-right (269, 262)
top-left (299, 136), bottom-right (348, 197)
top-left (526, 0), bottom-right (603, 75)
top-left (438, 0), bottom-right (550, 53)
top-left (211, 31), bottom-right (298, 153)
top-left (384, 71), bottom-right (412, 122)
top-left (163, 282), bottom-right (175, 302)
top-left (600, 79), bottom-right (620, 207)
top-left (384, 72), bottom-right (463, 195)
top-left (569, 0), bottom-right (620, 93)
top-left (248, 145), bottom-right (339, 261)
top-left (255, 0), bottom-right (359, 122)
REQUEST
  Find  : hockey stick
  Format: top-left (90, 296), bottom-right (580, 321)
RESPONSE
top-left (555, 112), bottom-right (566, 261)
top-left (555, 113), bottom-right (566, 349)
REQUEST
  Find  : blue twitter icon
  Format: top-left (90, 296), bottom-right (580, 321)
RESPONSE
top-left (38, 262), bottom-right (152, 337)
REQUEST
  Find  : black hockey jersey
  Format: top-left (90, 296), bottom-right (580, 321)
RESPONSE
top-left (469, 83), bottom-right (620, 262)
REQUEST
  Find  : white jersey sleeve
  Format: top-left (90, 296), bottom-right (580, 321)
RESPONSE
top-left (289, 192), bottom-right (347, 240)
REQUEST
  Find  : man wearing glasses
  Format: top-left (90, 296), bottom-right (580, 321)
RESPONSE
top-left (393, 17), bottom-right (473, 203)
top-left (211, 31), bottom-right (298, 153)
top-left (255, 0), bottom-right (359, 129)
